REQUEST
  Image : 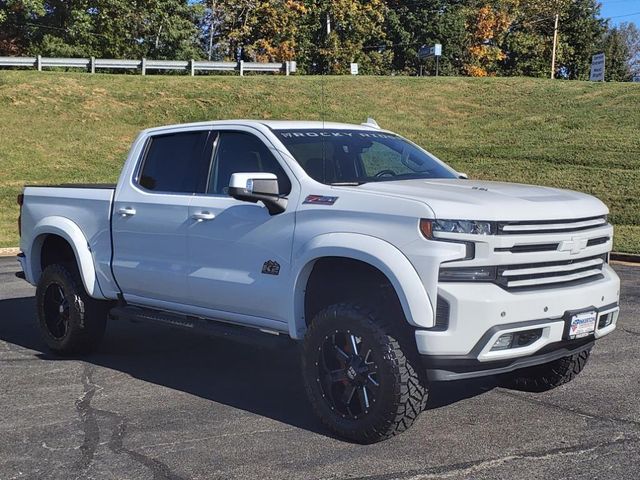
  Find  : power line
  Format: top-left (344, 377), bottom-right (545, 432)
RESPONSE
top-left (609, 11), bottom-right (640, 19)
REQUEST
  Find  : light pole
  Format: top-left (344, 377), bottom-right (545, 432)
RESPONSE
top-left (550, 13), bottom-right (559, 79)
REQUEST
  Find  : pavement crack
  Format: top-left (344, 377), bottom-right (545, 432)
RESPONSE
top-left (339, 435), bottom-right (640, 480)
top-left (620, 326), bottom-right (640, 337)
top-left (72, 363), bottom-right (186, 480)
top-left (105, 418), bottom-right (188, 480)
top-left (74, 363), bottom-right (100, 473)
top-left (497, 389), bottom-right (640, 429)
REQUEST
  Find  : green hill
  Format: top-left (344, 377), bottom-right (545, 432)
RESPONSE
top-left (1, 71), bottom-right (638, 252)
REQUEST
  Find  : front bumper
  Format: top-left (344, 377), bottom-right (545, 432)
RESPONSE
top-left (423, 337), bottom-right (595, 381)
top-left (416, 264), bottom-right (620, 381)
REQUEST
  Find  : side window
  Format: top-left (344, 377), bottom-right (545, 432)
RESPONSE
top-left (208, 131), bottom-right (292, 195)
top-left (138, 131), bottom-right (210, 194)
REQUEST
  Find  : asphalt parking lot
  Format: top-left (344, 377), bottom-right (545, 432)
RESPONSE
top-left (1, 257), bottom-right (639, 480)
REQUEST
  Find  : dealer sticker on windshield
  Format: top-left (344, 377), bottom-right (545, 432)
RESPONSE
top-left (569, 311), bottom-right (597, 339)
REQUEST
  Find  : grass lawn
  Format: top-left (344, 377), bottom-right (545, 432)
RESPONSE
top-left (0, 71), bottom-right (638, 252)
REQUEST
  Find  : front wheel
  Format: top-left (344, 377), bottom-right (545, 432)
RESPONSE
top-left (36, 264), bottom-right (109, 354)
top-left (498, 348), bottom-right (592, 392)
top-left (301, 303), bottom-right (428, 443)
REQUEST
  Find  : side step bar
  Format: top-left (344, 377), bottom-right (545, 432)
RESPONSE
top-left (109, 305), bottom-right (293, 349)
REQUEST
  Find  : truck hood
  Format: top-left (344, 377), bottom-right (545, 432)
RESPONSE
top-left (355, 179), bottom-right (608, 221)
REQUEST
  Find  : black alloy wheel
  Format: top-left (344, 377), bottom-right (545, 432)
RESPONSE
top-left (42, 283), bottom-right (70, 340)
top-left (302, 302), bottom-right (428, 443)
top-left (316, 330), bottom-right (380, 419)
top-left (36, 263), bottom-right (109, 354)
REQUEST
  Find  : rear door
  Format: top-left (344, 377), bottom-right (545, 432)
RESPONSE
top-left (112, 129), bottom-right (213, 306)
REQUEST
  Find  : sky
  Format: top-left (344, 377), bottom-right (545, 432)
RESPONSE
top-left (600, 0), bottom-right (640, 26)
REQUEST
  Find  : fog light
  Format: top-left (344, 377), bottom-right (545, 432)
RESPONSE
top-left (491, 329), bottom-right (543, 351)
top-left (598, 313), bottom-right (613, 329)
top-left (492, 333), bottom-right (513, 351)
top-left (514, 329), bottom-right (542, 347)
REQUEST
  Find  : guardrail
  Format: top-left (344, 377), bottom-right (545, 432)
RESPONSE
top-left (0, 56), bottom-right (297, 76)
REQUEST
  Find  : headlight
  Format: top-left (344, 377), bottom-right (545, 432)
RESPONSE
top-left (438, 266), bottom-right (497, 282)
top-left (434, 219), bottom-right (495, 235)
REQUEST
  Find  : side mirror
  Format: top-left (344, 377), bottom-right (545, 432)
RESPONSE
top-left (228, 172), bottom-right (287, 215)
top-left (458, 172), bottom-right (468, 179)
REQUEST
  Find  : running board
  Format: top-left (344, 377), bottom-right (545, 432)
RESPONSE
top-left (109, 305), bottom-right (292, 348)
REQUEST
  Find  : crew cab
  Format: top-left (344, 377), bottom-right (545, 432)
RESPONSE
top-left (17, 119), bottom-right (620, 443)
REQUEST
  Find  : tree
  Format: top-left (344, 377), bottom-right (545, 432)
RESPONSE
top-left (602, 26), bottom-right (631, 81)
top-left (617, 21), bottom-right (640, 78)
top-left (384, 0), bottom-right (467, 76)
top-left (463, 3), bottom-right (511, 76)
top-left (555, 0), bottom-right (606, 79)
top-left (302, 0), bottom-right (389, 74)
top-left (0, 0), bottom-right (46, 55)
top-left (4, 0), bottom-right (203, 59)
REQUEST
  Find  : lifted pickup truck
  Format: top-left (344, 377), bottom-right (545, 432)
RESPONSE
top-left (17, 119), bottom-right (620, 443)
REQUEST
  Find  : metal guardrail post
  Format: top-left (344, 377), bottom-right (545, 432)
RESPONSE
top-left (90, 57), bottom-right (95, 74)
top-left (190, 59), bottom-right (195, 76)
top-left (238, 60), bottom-right (244, 76)
top-left (141, 57), bottom-right (146, 76)
top-left (36, 55), bottom-right (42, 71)
top-left (285, 61), bottom-right (290, 76)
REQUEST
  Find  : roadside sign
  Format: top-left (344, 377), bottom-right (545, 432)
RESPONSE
top-left (418, 44), bottom-right (442, 60)
top-left (350, 63), bottom-right (358, 75)
top-left (590, 53), bottom-right (605, 82)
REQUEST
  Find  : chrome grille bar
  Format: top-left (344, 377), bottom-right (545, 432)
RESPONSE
top-left (496, 254), bottom-right (607, 291)
top-left (498, 215), bottom-right (608, 235)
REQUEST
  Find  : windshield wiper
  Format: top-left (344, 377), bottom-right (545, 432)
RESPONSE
top-left (329, 181), bottom-right (366, 186)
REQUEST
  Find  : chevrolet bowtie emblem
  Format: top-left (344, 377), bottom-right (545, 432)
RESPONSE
top-left (558, 237), bottom-right (589, 255)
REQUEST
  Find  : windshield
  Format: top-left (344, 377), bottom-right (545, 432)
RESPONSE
top-left (274, 129), bottom-right (457, 185)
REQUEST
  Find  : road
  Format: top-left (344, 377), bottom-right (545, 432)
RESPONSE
top-left (1, 257), bottom-right (639, 480)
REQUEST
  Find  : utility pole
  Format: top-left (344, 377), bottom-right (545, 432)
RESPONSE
top-left (208, 0), bottom-right (216, 61)
top-left (550, 13), bottom-right (559, 79)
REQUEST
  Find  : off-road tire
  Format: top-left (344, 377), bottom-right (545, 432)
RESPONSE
top-left (302, 303), bottom-right (428, 444)
top-left (498, 348), bottom-right (592, 392)
top-left (36, 263), bottom-right (108, 354)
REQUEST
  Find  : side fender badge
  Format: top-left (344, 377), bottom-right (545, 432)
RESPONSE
top-left (303, 195), bottom-right (338, 205)
top-left (262, 260), bottom-right (281, 276)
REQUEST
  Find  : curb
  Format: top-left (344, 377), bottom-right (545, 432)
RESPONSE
top-left (0, 247), bottom-right (19, 257)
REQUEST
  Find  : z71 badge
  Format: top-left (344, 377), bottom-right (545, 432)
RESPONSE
top-left (262, 260), bottom-right (281, 276)
top-left (303, 195), bottom-right (338, 205)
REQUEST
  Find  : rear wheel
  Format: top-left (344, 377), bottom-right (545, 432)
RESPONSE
top-left (302, 303), bottom-right (427, 444)
top-left (36, 264), bottom-right (108, 354)
top-left (498, 348), bottom-right (592, 392)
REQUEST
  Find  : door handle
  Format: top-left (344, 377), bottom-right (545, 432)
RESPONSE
top-left (192, 211), bottom-right (216, 221)
top-left (117, 207), bottom-right (136, 217)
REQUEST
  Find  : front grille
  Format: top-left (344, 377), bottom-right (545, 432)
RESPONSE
top-left (497, 216), bottom-right (608, 235)
top-left (496, 254), bottom-right (607, 291)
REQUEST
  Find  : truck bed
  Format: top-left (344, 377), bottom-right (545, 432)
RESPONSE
top-left (20, 184), bottom-right (117, 298)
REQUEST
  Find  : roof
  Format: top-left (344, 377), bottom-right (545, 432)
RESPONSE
top-left (143, 119), bottom-right (382, 135)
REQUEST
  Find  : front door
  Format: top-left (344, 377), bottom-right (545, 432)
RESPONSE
top-left (112, 129), bottom-right (213, 306)
top-left (187, 129), bottom-right (297, 324)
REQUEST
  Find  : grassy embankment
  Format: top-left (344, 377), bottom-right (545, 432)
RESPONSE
top-left (0, 71), bottom-right (638, 251)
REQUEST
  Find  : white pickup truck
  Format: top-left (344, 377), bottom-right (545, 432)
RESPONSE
top-left (17, 119), bottom-right (620, 443)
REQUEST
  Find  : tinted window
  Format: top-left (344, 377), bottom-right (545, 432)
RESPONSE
top-left (208, 132), bottom-right (291, 195)
top-left (274, 129), bottom-right (456, 185)
top-left (139, 131), bottom-right (210, 193)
